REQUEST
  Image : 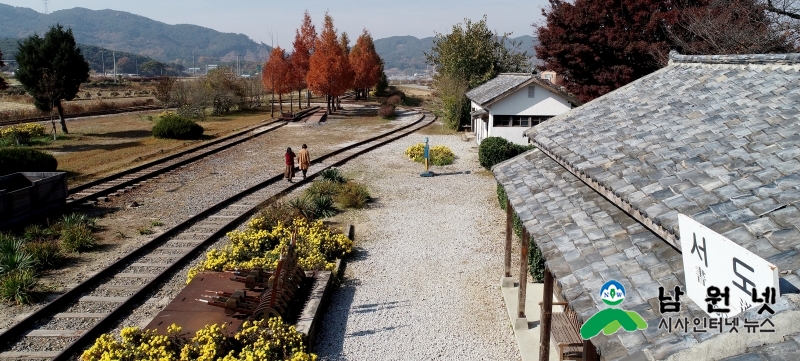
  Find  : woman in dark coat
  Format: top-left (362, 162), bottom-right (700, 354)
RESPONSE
top-left (285, 147), bottom-right (296, 182)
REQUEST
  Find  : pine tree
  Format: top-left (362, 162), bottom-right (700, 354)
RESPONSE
top-left (0, 49), bottom-right (7, 90)
top-left (16, 24), bottom-right (90, 134)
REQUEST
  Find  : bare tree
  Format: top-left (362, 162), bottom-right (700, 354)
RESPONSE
top-left (667, 0), bottom-right (794, 59)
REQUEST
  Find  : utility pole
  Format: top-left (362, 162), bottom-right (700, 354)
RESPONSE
top-left (100, 50), bottom-right (105, 76)
top-left (192, 51), bottom-right (196, 77)
top-left (43, 0), bottom-right (49, 14)
top-left (236, 54), bottom-right (240, 77)
top-left (135, 58), bottom-right (138, 76)
top-left (113, 51), bottom-right (117, 83)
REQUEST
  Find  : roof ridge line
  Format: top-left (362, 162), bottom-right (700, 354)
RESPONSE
top-left (530, 135), bottom-right (683, 252)
top-left (669, 50), bottom-right (800, 65)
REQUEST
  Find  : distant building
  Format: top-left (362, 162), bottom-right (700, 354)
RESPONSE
top-left (539, 70), bottom-right (562, 85)
top-left (465, 73), bottom-right (581, 146)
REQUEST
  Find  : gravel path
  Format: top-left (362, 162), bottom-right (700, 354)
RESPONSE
top-left (315, 130), bottom-right (520, 360)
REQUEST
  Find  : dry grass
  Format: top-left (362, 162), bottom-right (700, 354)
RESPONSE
top-left (32, 111), bottom-right (273, 185)
top-left (414, 120), bottom-right (459, 135)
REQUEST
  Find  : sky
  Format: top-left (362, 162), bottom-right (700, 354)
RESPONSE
top-left (1, 0), bottom-right (550, 45)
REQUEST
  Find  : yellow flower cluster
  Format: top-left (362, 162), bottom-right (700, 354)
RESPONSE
top-left (187, 217), bottom-right (353, 283)
top-left (0, 123), bottom-right (46, 139)
top-left (82, 318), bottom-right (317, 361)
top-left (158, 110), bottom-right (176, 119)
top-left (404, 143), bottom-right (455, 166)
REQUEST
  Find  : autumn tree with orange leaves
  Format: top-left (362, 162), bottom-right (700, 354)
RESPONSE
top-left (307, 14), bottom-right (352, 114)
top-left (291, 11), bottom-right (316, 109)
top-left (349, 30), bottom-right (382, 100)
top-left (262, 47), bottom-right (292, 116)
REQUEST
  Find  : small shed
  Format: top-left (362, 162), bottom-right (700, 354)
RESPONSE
top-left (465, 73), bottom-right (580, 146)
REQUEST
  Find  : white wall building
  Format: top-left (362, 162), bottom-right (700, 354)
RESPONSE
top-left (465, 73), bottom-right (580, 145)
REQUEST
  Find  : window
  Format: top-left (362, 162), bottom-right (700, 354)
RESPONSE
top-left (544, 74), bottom-right (553, 80)
top-left (528, 86), bottom-right (535, 98)
top-left (493, 115), bottom-right (554, 127)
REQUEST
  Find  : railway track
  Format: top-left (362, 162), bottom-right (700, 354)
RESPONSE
top-left (66, 106), bottom-right (321, 207)
top-left (0, 110), bottom-right (435, 360)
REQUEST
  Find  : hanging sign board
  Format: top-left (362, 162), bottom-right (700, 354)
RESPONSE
top-left (678, 214), bottom-right (779, 317)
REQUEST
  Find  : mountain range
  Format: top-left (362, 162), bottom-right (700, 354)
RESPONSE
top-left (0, 4), bottom-right (538, 72)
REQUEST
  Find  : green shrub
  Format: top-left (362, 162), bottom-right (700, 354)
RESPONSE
top-left (335, 182), bottom-right (371, 209)
top-left (404, 143), bottom-right (455, 166)
top-left (529, 242), bottom-right (545, 283)
top-left (429, 145), bottom-right (455, 166)
top-left (310, 194), bottom-right (338, 219)
top-left (23, 224), bottom-right (54, 242)
top-left (378, 103), bottom-right (396, 118)
top-left (0, 235), bottom-right (34, 275)
top-left (289, 196), bottom-right (315, 220)
top-left (478, 136), bottom-right (533, 170)
top-left (24, 240), bottom-right (63, 270)
top-left (497, 183), bottom-right (509, 210)
top-left (253, 201), bottom-right (296, 231)
top-left (306, 180), bottom-right (341, 199)
top-left (0, 148), bottom-right (58, 176)
top-left (152, 113), bottom-right (204, 140)
top-left (319, 168), bottom-right (346, 183)
top-left (0, 269), bottom-right (37, 304)
top-left (60, 223), bottom-right (96, 253)
top-left (60, 213), bottom-right (97, 231)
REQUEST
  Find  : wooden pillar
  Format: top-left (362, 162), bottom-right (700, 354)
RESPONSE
top-left (505, 199), bottom-right (513, 277)
top-left (518, 227), bottom-right (529, 318)
top-left (583, 340), bottom-right (598, 361)
top-left (540, 267), bottom-right (553, 361)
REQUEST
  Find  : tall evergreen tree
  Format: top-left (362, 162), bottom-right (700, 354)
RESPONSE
top-left (0, 49), bottom-right (7, 90)
top-left (307, 14), bottom-right (352, 114)
top-left (16, 24), bottom-right (90, 134)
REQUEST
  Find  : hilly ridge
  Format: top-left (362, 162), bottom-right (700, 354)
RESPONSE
top-left (0, 4), bottom-right (271, 66)
top-left (374, 35), bottom-right (539, 72)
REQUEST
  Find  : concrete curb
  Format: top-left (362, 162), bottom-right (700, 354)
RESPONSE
top-left (295, 225), bottom-right (353, 349)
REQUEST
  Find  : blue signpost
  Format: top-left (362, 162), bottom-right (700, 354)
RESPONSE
top-left (420, 137), bottom-right (434, 177)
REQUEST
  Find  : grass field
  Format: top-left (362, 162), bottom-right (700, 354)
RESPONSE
top-left (28, 110), bottom-right (273, 185)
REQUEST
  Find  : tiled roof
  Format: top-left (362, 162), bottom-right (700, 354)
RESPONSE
top-left (495, 52), bottom-right (800, 360)
top-left (465, 73), bottom-right (581, 107)
top-left (527, 52), bottom-right (800, 271)
top-left (465, 73), bottom-right (532, 105)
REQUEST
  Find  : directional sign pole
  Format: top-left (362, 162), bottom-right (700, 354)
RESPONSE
top-left (420, 137), bottom-right (434, 177)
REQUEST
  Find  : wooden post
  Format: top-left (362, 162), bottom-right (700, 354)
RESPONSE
top-left (583, 340), bottom-right (598, 361)
top-left (505, 199), bottom-right (513, 277)
top-left (518, 227), bottom-right (529, 318)
top-left (540, 267), bottom-right (553, 361)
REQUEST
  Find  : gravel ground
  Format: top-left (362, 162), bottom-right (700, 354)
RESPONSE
top-left (314, 130), bottom-right (521, 360)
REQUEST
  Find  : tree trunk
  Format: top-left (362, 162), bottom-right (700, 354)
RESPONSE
top-left (290, 93), bottom-right (294, 114)
top-left (307, 90), bottom-right (311, 107)
top-left (57, 102), bottom-right (68, 134)
top-left (326, 95), bottom-right (331, 114)
top-left (279, 94), bottom-right (284, 113)
top-left (297, 90), bottom-right (302, 110)
top-left (270, 92), bottom-right (274, 117)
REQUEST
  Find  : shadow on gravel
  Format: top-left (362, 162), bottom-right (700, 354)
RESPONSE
top-left (84, 130), bottom-right (152, 138)
top-left (347, 324), bottom-right (408, 337)
top-left (429, 170), bottom-right (471, 177)
top-left (351, 300), bottom-right (409, 314)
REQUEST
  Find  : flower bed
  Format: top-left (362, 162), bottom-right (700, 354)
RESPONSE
top-left (81, 317), bottom-right (317, 361)
top-left (186, 217), bottom-right (352, 284)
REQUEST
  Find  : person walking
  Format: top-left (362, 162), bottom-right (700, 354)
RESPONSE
top-left (284, 147), bottom-right (296, 182)
top-left (298, 144), bottom-right (310, 179)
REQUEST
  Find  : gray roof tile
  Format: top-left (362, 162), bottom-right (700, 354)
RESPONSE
top-left (495, 53), bottom-right (800, 359)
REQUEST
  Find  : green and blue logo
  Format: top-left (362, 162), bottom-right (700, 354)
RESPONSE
top-left (580, 280), bottom-right (648, 339)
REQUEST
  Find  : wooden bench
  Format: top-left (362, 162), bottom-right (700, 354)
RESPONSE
top-left (542, 301), bottom-right (584, 361)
